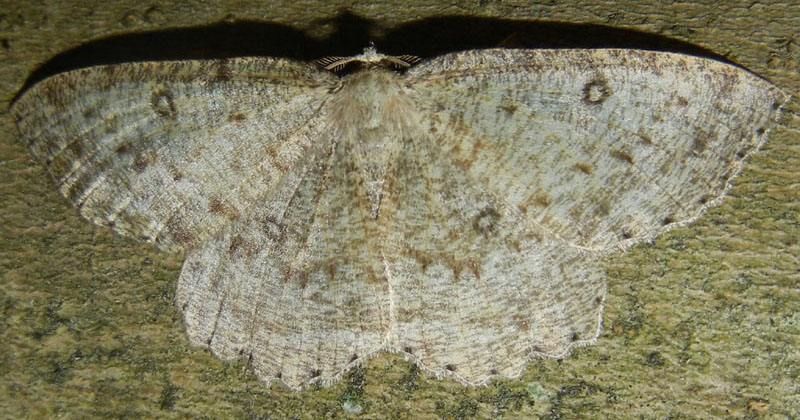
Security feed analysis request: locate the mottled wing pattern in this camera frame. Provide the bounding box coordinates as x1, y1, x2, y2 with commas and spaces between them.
380, 125, 605, 383
13, 47, 789, 390
406, 49, 787, 251
176, 129, 391, 390
12, 58, 337, 251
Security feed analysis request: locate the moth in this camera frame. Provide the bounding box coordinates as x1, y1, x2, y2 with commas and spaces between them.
12, 47, 788, 389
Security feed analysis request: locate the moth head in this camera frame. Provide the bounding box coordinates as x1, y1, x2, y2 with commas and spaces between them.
314, 44, 421, 73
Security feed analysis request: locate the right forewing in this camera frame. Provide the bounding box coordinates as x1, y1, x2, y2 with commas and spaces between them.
406, 49, 787, 252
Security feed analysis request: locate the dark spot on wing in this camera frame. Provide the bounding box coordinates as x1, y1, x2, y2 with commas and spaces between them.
473, 207, 501, 235
512, 313, 529, 332
449, 258, 463, 282
115, 141, 132, 155
168, 165, 183, 181
310, 369, 321, 378
229, 234, 245, 253
409, 248, 432, 273
403, 346, 413, 354
532, 194, 551, 208
100, 65, 116, 78
66, 138, 86, 159
151, 89, 177, 119
661, 216, 675, 226
228, 234, 256, 260
81, 107, 97, 119
500, 103, 518, 116
574, 162, 592, 175
609, 149, 634, 164
211, 59, 233, 83
582, 76, 611, 105
166, 218, 196, 246
228, 112, 246, 123
735, 145, 752, 159
103, 114, 121, 133
260, 216, 286, 243
693, 136, 709, 154
636, 128, 654, 145
132, 152, 155, 172
594, 199, 611, 217
691, 128, 711, 155
46, 155, 72, 179
41, 83, 64, 107
468, 260, 481, 280
208, 197, 240, 220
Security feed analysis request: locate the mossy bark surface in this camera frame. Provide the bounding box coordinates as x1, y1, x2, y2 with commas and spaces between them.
1, 1, 798, 418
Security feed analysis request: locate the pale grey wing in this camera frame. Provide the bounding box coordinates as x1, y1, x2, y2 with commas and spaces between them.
176, 130, 391, 390
380, 122, 605, 384
12, 58, 337, 251
406, 49, 788, 251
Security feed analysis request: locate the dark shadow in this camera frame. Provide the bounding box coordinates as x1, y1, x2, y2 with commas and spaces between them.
15, 11, 732, 99
19, 21, 327, 91
379, 16, 722, 60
